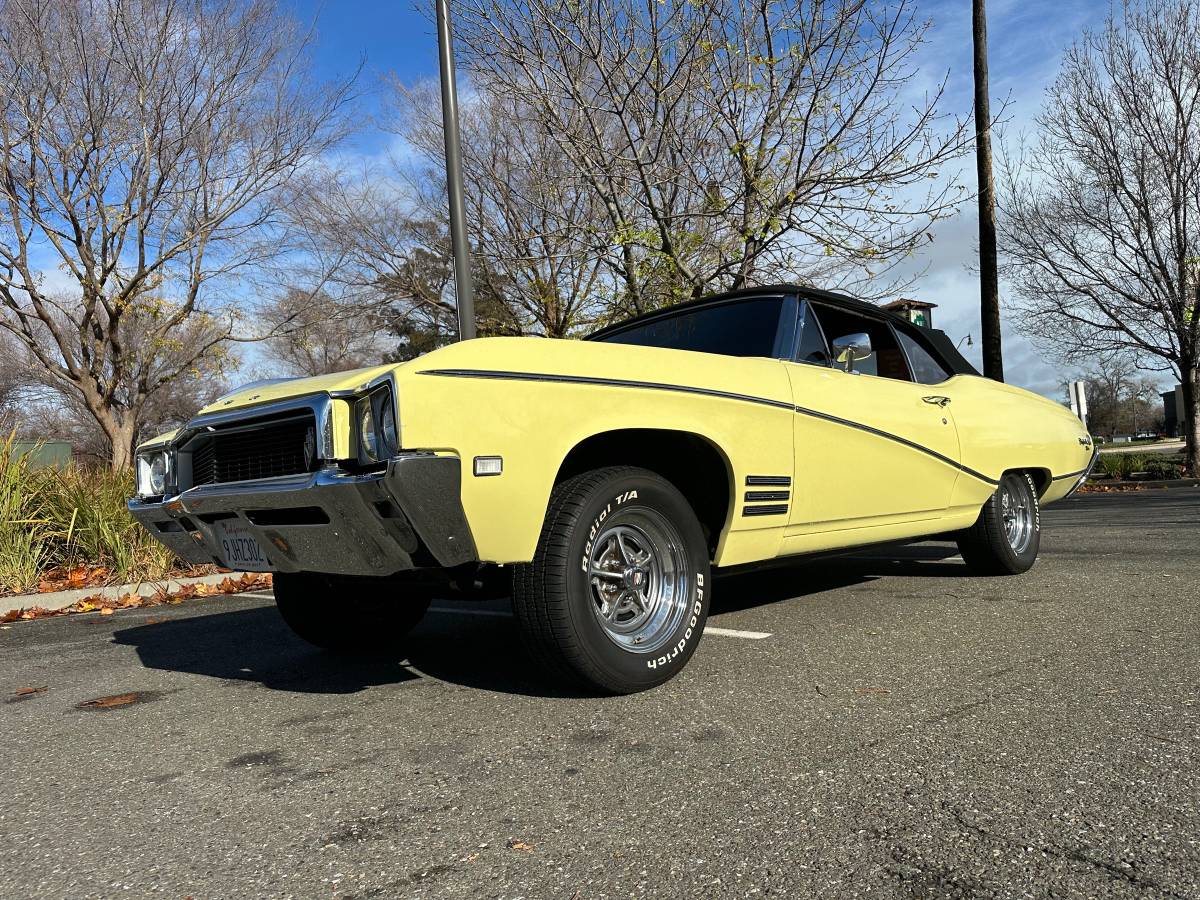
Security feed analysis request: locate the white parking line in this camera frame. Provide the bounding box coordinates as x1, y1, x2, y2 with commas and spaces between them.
704, 626, 773, 640
428, 606, 772, 639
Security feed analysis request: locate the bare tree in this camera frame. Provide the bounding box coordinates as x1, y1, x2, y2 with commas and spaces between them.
453, 0, 969, 313
1000, 0, 1200, 474
0, 325, 232, 460
280, 166, 523, 355
392, 81, 610, 336
0, 330, 27, 433
0, 0, 354, 468
263, 287, 389, 377
1070, 352, 1165, 440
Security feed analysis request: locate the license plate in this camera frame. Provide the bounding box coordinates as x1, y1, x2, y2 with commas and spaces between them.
214, 519, 272, 572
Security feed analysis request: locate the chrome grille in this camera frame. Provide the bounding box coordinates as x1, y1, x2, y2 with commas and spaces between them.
189, 412, 316, 487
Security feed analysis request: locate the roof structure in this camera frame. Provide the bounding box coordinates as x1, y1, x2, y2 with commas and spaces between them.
585, 283, 979, 377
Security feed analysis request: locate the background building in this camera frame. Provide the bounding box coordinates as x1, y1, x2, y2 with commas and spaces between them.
1161, 386, 1184, 437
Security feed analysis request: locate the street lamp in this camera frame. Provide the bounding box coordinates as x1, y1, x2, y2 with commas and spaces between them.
436, 0, 476, 341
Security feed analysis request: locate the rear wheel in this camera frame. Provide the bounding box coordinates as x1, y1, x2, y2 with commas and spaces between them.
513, 467, 711, 694
957, 471, 1041, 575
273, 572, 431, 652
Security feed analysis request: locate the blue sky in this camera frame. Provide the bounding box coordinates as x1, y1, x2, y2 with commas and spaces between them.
283, 0, 1112, 397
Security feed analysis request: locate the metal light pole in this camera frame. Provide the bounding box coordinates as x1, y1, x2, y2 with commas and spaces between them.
973, 0, 1003, 381
436, 0, 475, 340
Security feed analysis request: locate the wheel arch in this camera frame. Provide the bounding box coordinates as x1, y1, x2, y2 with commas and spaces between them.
554, 428, 734, 557
1019, 467, 1052, 497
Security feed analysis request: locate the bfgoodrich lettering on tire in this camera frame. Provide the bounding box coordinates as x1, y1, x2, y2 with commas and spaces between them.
513, 466, 711, 694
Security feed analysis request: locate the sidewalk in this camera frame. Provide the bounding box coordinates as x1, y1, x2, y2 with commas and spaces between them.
0, 571, 257, 617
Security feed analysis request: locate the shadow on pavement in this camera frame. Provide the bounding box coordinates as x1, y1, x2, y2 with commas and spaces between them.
713, 541, 969, 614
112, 606, 423, 695
112, 542, 968, 697
112, 601, 591, 698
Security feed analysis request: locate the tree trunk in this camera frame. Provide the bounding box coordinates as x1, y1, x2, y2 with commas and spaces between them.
1182, 362, 1199, 477
86, 399, 139, 472
973, 0, 1004, 382
110, 420, 138, 472
101, 415, 137, 472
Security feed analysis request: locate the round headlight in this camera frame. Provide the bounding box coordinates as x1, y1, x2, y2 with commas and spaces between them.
149, 454, 167, 494
359, 401, 377, 460
378, 400, 398, 456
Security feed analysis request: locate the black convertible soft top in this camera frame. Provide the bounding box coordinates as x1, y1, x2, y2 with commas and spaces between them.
586, 284, 980, 377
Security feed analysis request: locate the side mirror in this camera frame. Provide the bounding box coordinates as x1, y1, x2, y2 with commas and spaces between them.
831, 332, 873, 373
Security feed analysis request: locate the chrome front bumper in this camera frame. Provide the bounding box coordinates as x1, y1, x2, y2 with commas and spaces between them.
128, 454, 477, 576
1062, 447, 1101, 500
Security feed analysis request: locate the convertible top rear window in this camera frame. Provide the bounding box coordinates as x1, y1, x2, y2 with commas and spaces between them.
595, 298, 784, 358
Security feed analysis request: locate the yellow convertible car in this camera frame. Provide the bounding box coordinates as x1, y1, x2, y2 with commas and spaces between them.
129, 286, 1096, 693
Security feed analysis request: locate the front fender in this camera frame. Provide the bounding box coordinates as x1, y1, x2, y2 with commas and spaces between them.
395, 338, 795, 565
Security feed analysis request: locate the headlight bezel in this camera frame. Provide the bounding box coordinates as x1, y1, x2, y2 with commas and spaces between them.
135, 449, 172, 499
356, 382, 400, 464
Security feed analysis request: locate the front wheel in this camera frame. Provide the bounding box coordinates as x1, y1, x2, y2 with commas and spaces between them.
513, 467, 711, 694
273, 572, 431, 652
957, 471, 1041, 575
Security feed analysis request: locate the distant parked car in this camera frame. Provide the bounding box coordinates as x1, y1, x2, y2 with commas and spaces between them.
129, 286, 1097, 693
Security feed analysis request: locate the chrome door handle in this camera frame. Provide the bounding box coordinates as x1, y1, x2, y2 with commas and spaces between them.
922, 396, 951, 407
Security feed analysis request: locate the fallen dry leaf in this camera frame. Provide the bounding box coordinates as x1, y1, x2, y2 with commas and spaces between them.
506, 839, 535, 853
2, 573, 273, 622
13, 686, 47, 697
35, 565, 113, 594
76, 692, 141, 709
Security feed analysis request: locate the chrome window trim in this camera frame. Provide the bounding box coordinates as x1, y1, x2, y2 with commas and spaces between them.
893, 322, 953, 386
791, 299, 833, 368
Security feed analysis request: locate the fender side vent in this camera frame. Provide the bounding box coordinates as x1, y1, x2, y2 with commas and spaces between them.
742, 504, 789, 517
746, 475, 791, 487
745, 490, 790, 502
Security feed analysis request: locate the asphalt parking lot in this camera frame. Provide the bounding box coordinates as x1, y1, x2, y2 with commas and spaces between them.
1, 489, 1197, 899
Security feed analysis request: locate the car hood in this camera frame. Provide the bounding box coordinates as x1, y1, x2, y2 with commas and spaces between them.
196, 364, 399, 416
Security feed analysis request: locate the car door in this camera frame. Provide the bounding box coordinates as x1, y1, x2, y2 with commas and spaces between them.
782, 301, 963, 535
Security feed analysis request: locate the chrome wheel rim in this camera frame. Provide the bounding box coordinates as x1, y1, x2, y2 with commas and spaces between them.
1000, 477, 1035, 555
586, 509, 689, 654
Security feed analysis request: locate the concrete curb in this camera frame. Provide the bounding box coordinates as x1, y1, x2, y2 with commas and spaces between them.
0, 571, 253, 617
